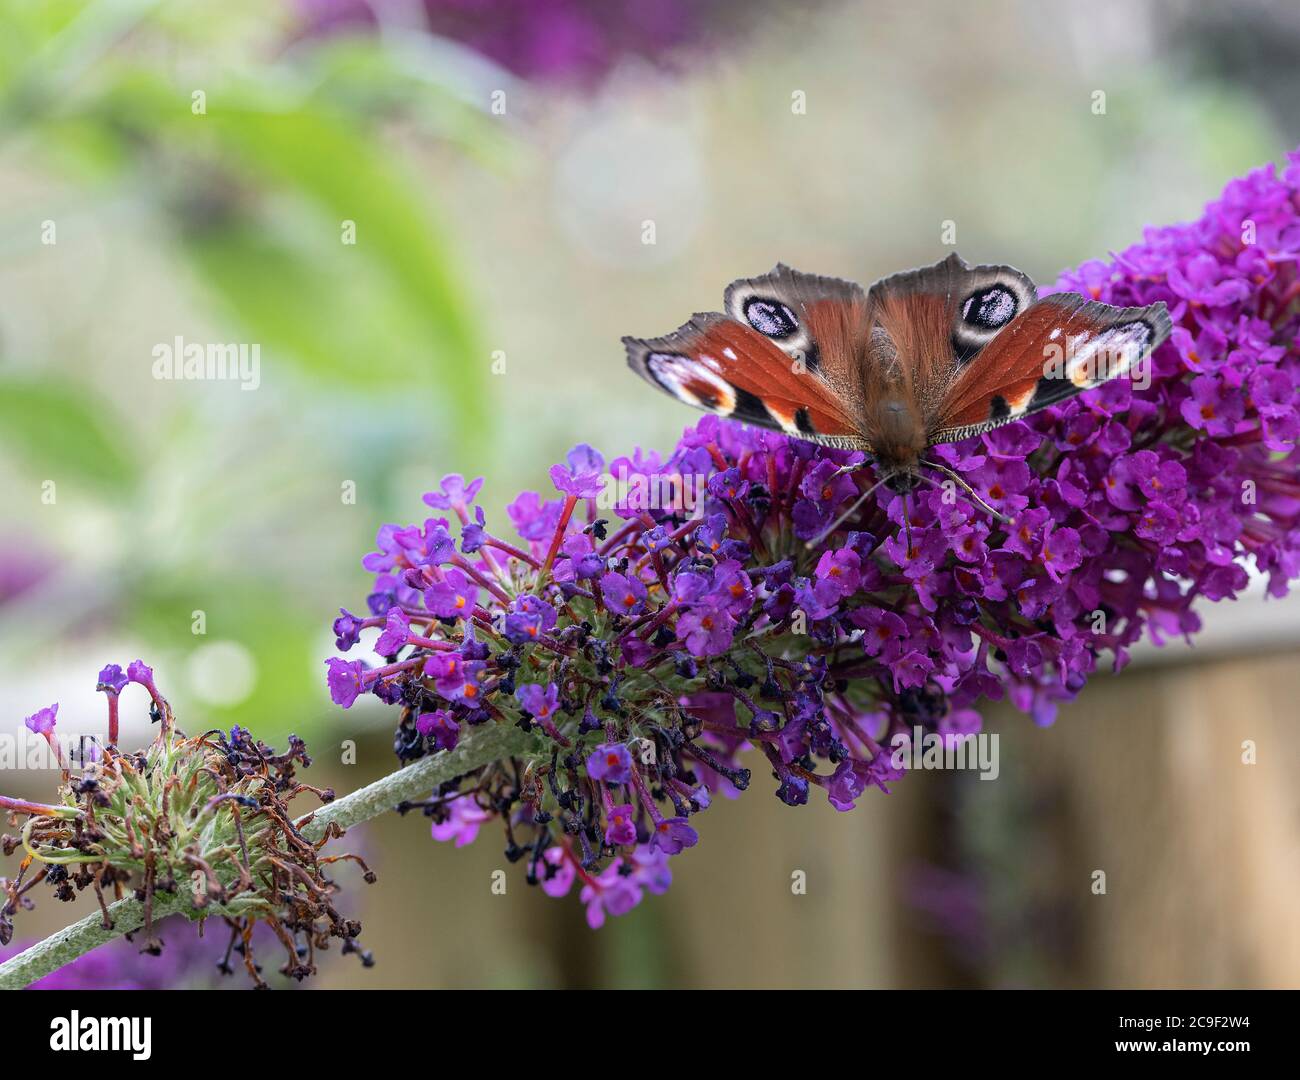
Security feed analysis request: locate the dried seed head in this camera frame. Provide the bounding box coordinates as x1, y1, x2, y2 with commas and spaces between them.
1, 666, 374, 986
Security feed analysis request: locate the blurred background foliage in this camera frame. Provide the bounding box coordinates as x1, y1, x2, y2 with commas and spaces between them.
1, 0, 1297, 988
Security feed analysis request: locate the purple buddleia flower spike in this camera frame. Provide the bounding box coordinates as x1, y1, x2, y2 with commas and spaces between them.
323, 148, 1300, 928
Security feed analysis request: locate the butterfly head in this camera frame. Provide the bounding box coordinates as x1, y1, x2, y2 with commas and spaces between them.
881, 467, 922, 495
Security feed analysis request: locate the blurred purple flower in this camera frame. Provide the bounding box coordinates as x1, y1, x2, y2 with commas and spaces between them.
0, 537, 52, 606
2, 916, 297, 990
294, 0, 792, 87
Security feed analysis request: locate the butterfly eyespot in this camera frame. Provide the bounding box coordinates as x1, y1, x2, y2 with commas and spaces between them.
744, 298, 799, 338
643, 351, 737, 415
961, 286, 1018, 330
1111, 320, 1153, 349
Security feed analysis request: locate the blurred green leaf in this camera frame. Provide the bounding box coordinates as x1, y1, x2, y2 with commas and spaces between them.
5, 37, 492, 438
195, 104, 486, 427
0, 0, 163, 117
76, 73, 491, 434
289, 35, 518, 174
182, 219, 465, 391
0, 376, 136, 491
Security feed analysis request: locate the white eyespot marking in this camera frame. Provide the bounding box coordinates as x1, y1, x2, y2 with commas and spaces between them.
951, 276, 1035, 354
645, 352, 737, 414
726, 284, 817, 360
744, 297, 799, 338
1108, 320, 1152, 356
722, 347, 738, 360
961, 286, 1017, 330
1064, 321, 1152, 387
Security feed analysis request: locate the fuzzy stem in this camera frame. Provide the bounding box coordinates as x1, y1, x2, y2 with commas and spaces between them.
0, 722, 543, 990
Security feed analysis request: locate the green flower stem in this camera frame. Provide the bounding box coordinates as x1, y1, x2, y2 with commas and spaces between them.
0, 722, 542, 990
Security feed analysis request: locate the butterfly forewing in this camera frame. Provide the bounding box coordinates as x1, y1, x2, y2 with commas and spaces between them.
623, 312, 867, 447
930, 292, 1173, 443
625, 263, 877, 448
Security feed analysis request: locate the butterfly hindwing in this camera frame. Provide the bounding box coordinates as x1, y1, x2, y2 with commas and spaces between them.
862, 252, 1038, 422
930, 292, 1172, 443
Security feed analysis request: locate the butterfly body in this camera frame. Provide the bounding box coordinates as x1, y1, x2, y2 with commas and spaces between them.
624, 253, 1172, 494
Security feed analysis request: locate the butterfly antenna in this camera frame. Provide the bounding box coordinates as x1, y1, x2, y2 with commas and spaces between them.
918, 460, 1010, 524
804, 473, 891, 550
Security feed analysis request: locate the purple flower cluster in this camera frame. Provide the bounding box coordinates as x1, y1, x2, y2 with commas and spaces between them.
327, 149, 1300, 928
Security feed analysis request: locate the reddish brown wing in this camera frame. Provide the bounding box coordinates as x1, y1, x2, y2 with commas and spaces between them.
623, 313, 865, 446
864, 252, 1039, 427
625, 264, 871, 448
722, 263, 868, 407
930, 292, 1172, 444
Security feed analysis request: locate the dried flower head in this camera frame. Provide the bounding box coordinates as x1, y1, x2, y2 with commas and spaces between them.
1, 667, 374, 987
